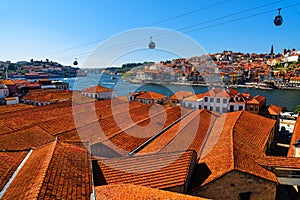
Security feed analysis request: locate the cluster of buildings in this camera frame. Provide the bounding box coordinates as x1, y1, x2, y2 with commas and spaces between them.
0, 79, 69, 105
0, 92, 299, 199
0, 59, 87, 79
125, 49, 300, 88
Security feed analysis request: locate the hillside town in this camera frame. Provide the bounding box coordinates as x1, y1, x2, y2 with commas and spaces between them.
123, 48, 300, 89
0, 59, 87, 79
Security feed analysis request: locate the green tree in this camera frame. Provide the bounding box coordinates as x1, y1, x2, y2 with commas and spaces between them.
295, 104, 300, 114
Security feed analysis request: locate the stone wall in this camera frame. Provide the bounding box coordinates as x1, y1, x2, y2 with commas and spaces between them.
191, 170, 277, 200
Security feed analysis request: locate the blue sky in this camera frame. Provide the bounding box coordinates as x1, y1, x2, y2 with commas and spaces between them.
0, 0, 300, 67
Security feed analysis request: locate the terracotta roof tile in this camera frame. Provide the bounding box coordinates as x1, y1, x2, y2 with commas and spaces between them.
2, 140, 92, 200
288, 117, 300, 157
135, 91, 166, 100
198, 111, 277, 187
203, 88, 230, 98
0, 104, 33, 115
247, 95, 266, 104
23, 89, 72, 102
0, 126, 55, 150
256, 156, 300, 169
0, 150, 29, 191
1, 141, 57, 199
268, 104, 281, 115
81, 85, 112, 93
93, 106, 188, 157
95, 151, 196, 190
138, 110, 218, 157
170, 91, 194, 100
95, 184, 208, 200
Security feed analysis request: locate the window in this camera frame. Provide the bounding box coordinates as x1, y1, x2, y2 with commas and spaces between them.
230, 105, 234, 112
239, 192, 252, 200
210, 106, 213, 111
216, 107, 220, 112
210, 98, 214, 103
216, 98, 220, 103
204, 105, 207, 109
223, 99, 227, 104
239, 105, 243, 111
222, 107, 227, 113
199, 105, 202, 109
204, 97, 208, 102
250, 104, 254, 111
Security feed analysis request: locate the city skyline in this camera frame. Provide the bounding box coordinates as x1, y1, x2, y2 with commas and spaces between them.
1, 0, 300, 67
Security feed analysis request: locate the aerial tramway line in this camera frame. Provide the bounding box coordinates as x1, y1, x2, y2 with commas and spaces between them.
42, 1, 297, 66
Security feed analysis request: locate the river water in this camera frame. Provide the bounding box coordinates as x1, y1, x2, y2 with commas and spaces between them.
61, 73, 300, 111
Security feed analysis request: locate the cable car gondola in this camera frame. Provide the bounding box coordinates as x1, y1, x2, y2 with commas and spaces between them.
148, 36, 155, 49
274, 8, 283, 26
73, 58, 78, 65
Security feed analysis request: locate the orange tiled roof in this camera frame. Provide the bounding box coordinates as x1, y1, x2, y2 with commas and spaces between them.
1, 80, 15, 85
81, 84, 112, 93
256, 156, 300, 169
23, 89, 72, 102
0, 126, 55, 150
183, 93, 204, 101
0, 150, 29, 191
203, 88, 230, 98
95, 151, 196, 190
198, 111, 277, 187
0, 104, 33, 115
267, 104, 282, 115
95, 184, 208, 200
1, 140, 92, 200
288, 117, 300, 157
247, 95, 266, 104
92, 106, 189, 157
138, 110, 218, 157
135, 91, 166, 100
170, 91, 194, 100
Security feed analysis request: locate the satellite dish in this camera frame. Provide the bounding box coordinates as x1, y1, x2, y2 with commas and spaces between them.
274, 8, 283, 26
149, 36, 155, 49
73, 58, 78, 65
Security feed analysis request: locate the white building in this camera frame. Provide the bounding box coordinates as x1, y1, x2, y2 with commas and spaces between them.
201, 88, 230, 113
182, 88, 248, 114
0, 83, 9, 99
4, 97, 19, 105
181, 94, 203, 110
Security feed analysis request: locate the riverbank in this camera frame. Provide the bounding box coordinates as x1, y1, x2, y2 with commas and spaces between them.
123, 78, 300, 90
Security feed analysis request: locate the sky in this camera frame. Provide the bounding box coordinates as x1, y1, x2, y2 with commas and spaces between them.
0, 0, 300, 67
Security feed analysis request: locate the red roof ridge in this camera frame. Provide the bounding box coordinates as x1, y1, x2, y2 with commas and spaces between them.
1, 140, 57, 199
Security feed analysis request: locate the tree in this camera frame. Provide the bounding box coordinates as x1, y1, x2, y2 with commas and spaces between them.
295, 104, 300, 114
30, 58, 34, 63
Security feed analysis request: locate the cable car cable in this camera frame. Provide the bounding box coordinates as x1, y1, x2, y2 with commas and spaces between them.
56, 1, 300, 63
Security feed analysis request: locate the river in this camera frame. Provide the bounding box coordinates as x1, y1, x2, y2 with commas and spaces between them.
60, 73, 300, 111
